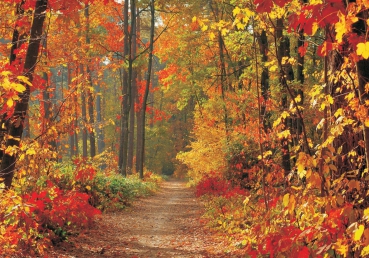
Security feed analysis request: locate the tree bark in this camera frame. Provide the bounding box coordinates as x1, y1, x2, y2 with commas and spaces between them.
354, 10, 369, 170
96, 82, 104, 154
259, 30, 270, 131
68, 64, 75, 158
0, 0, 48, 188
137, 0, 155, 179
127, 6, 137, 174
276, 18, 293, 175
118, 0, 130, 176
81, 64, 88, 158
85, 4, 96, 158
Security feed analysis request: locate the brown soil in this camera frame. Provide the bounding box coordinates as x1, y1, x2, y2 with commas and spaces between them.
50, 179, 241, 257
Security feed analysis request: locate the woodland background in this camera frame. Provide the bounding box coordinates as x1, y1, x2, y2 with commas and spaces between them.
1, 0, 369, 257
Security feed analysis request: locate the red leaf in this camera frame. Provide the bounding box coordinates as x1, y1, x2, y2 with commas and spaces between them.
298, 42, 309, 57
297, 246, 310, 258
274, 0, 287, 7
317, 41, 333, 57
254, 0, 273, 13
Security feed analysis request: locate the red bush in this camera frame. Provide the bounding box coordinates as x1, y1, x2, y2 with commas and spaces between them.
196, 174, 247, 198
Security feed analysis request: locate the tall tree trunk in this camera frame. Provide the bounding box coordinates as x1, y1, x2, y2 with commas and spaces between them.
119, 0, 135, 175
295, 28, 305, 147
96, 82, 104, 154
81, 65, 88, 158
276, 18, 293, 175
0, 0, 48, 188
87, 68, 96, 157
135, 73, 143, 173
135, 12, 141, 173
127, 7, 137, 174
118, 0, 130, 176
137, 0, 155, 179
259, 30, 270, 131
354, 10, 369, 170
68, 64, 75, 158
85, 4, 96, 158
74, 63, 80, 157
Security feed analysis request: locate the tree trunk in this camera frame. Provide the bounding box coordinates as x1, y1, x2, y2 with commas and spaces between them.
74, 63, 80, 157
84, 4, 96, 158
295, 24, 305, 149
96, 82, 104, 154
80, 64, 88, 158
276, 18, 293, 175
137, 0, 155, 179
119, 0, 135, 176
0, 0, 48, 188
354, 10, 369, 170
259, 30, 270, 131
127, 5, 137, 174
135, 9, 141, 173
67, 64, 75, 158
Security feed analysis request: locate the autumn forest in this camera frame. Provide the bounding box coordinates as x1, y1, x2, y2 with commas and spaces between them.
1, 0, 369, 257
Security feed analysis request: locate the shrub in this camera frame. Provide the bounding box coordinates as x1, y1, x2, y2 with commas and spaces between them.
196, 174, 247, 198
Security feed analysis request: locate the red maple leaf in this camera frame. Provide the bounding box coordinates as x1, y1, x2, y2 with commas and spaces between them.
254, 0, 273, 13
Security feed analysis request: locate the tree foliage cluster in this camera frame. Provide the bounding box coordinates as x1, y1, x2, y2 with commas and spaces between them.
155, 0, 369, 256
0, 0, 166, 255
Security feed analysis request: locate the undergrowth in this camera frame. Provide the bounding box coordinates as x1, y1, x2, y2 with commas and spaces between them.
0, 150, 162, 256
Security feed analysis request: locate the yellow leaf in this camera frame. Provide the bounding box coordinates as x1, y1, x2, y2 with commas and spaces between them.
26, 148, 36, 155
327, 95, 334, 104
361, 245, 369, 257
364, 207, 369, 217
236, 22, 245, 30
233, 6, 241, 16
270, 65, 278, 72
357, 42, 369, 59
201, 25, 208, 32
263, 150, 272, 158
354, 224, 365, 241
283, 193, 290, 207
334, 241, 348, 256
17, 76, 32, 86
6, 98, 13, 107
192, 16, 197, 22
86, 185, 91, 191
311, 22, 319, 35
221, 28, 228, 36
209, 32, 216, 40
294, 94, 301, 103
334, 108, 343, 118
13, 83, 26, 93
1, 71, 11, 76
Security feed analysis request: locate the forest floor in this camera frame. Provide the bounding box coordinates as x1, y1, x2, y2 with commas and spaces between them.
51, 179, 243, 257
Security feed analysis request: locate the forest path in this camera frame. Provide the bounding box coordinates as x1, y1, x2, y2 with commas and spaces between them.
53, 179, 238, 257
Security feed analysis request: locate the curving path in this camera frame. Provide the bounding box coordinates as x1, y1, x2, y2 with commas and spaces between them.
52, 179, 239, 257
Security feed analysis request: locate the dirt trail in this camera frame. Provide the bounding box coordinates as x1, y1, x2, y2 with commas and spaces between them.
53, 179, 238, 257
